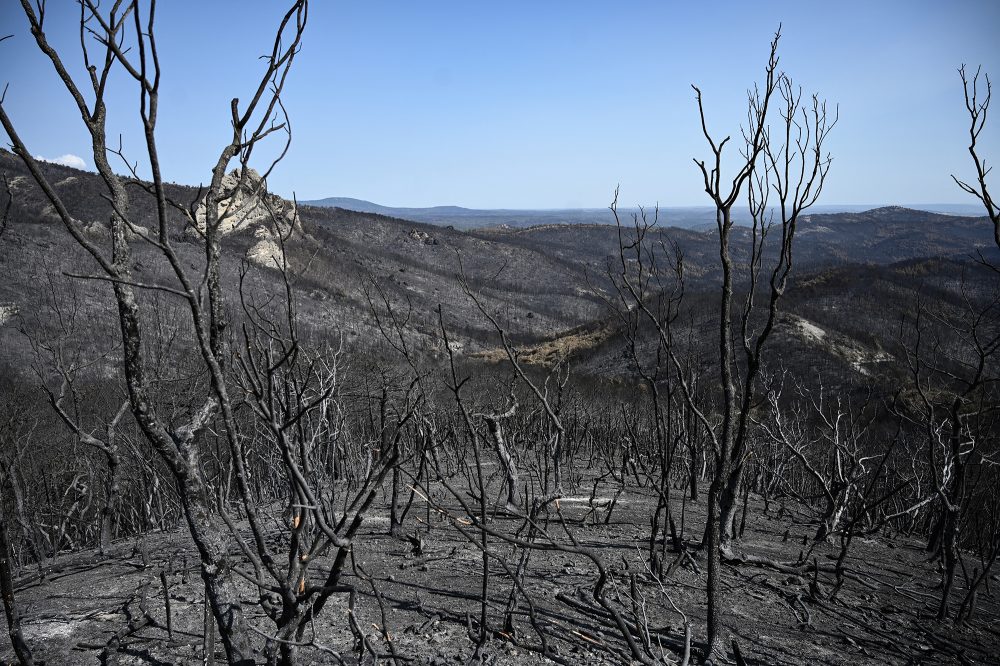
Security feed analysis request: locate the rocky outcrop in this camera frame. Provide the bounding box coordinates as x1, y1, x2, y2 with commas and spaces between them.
408, 228, 438, 245
0, 303, 17, 326
192, 167, 301, 267
245, 227, 284, 268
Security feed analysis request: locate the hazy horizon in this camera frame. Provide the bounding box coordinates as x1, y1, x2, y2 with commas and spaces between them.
302, 195, 989, 215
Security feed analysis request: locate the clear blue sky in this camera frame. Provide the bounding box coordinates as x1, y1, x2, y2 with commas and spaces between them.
1, 1, 998, 208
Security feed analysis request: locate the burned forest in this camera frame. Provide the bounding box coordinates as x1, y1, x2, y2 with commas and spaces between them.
0, 2, 998, 665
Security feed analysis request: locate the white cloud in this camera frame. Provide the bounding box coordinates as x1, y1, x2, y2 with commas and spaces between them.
35, 153, 88, 170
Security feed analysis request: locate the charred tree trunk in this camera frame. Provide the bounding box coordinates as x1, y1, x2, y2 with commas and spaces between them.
98, 446, 121, 555
938, 402, 967, 621
486, 415, 520, 512
0, 512, 33, 666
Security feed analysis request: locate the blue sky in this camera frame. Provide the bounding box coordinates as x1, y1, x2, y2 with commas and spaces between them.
1, 1, 999, 208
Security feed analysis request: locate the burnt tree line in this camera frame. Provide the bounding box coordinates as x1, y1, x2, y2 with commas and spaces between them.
0, 5, 997, 665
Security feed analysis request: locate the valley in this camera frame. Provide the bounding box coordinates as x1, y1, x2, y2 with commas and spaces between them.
1, 5, 998, 664
1, 148, 998, 665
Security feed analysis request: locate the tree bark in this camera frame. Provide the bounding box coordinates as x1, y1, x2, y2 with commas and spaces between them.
486, 416, 520, 511
0, 513, 33, 666
98, 448, 120, 555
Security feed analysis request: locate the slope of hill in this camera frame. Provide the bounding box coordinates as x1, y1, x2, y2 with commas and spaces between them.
3, 149, 996, 386
477, 206, 997, 270
2, 152, 998, 666
0, 151, 611, 378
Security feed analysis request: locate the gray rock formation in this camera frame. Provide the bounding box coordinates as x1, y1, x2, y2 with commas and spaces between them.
192, 167, 301, 267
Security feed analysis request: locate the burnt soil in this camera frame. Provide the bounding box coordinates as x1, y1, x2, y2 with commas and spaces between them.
4, 477, 998, 665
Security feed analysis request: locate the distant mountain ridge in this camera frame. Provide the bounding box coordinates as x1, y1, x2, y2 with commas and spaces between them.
301, 196, 617, 230
303, 197, 478, 217
302, 196, 988, 231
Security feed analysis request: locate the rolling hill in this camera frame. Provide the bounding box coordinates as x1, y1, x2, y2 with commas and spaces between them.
2, 149, 996, 393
